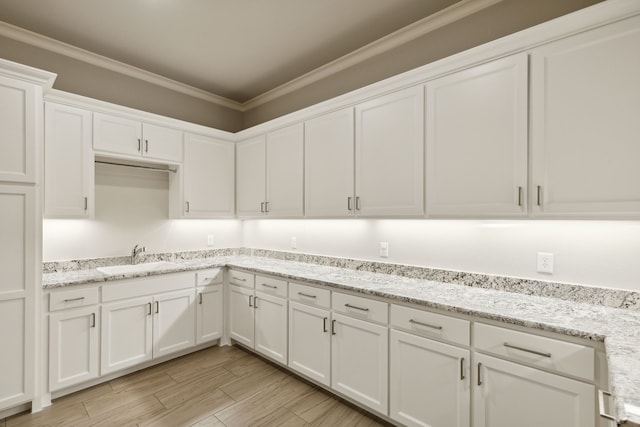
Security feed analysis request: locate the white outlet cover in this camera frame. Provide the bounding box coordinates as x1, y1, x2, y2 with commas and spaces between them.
379, 242, 389, 258
291, 236, 297, 249
537, 252, 554, 274
207, 235, 214, 246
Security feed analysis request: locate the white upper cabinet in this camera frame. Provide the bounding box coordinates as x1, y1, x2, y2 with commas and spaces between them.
0, 76, 37, 183
180, 133, 235, 218
44, 102, 94, 218
530, 15, 640, 217
236, 123, 304, 218
305, 108, 355, 217
425, 53, 528, 217
355, 86, 424, 216
266, 123, 304, 217
236, 135, 266, 217
93, 112, 183, 163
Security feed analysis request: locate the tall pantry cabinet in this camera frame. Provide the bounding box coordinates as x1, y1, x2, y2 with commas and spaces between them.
0, 59, 55, 414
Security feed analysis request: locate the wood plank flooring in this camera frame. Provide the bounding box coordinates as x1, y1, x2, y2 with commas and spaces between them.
3, 345, 392, 427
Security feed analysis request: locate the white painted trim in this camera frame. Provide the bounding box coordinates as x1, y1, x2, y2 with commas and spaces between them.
0, 57, 56, 90
0, 21, 243, 111
242, 0, 504, 110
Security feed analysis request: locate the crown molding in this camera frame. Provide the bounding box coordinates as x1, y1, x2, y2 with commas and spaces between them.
0, 57, 57, 90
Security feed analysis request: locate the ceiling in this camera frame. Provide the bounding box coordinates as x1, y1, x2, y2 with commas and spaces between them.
0, 0, 460, 104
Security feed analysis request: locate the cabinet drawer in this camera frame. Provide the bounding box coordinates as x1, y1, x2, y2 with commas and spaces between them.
289, 282, 330, 309
474, 323, 594, 381
332, 292, 388, 324
49, 287, 99, 311
228, 270, 254, 288
196, 268, 223, 286
255, 275, 287, 298
391, 304, 470, 346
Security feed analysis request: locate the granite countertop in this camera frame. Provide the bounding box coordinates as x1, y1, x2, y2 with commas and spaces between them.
43, 255, 640, 426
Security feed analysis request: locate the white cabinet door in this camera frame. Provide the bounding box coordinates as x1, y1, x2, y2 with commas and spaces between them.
355, 86, 424, 216
44, 102, 94, 218
266, 123, 304, 217
473, 353, 595, 427
0, 186, 35, 410
101, 296, 153, 375
93, 112, 142, 157
0, 76, 36, 183
390, 330, 470, 427
182, 133, 235, 218
236, 135, 266, 217
331, 313, 388, 414
49, 306, 99, 391
152, 289, 196, 358
254, 291, 288, 364
142, 123, 183, 162
229, 285, 255, 347
425, 54, 528, 217
531, 15, 640, 217
196, 285, 223, 344
288, 301, 331, 386
305, 108, 355, 217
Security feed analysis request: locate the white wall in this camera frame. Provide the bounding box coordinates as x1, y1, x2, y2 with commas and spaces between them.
243, 219, 640, 292
43, 163, 242, 261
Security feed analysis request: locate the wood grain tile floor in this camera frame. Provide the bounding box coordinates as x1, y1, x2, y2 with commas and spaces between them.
3, 345, 392, 427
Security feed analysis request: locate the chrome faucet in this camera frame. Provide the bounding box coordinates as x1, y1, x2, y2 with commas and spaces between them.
131, 244, 146, 265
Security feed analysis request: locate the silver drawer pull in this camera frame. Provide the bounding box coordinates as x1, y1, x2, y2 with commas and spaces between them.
345, 303, 369, 312
261, 283, 277, 289
504, 342, 551, 358
598, 390, 616, 421
64, 297, 85, 303
409, 319, 443, 330
298, 292, 317, 299
232, 276, 246, 282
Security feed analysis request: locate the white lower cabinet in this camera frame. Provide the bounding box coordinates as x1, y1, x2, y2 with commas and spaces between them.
49, 306, 99, 391
152, 289, 196, 358
196, 285, 223, 344
228, 284, 255, 347
331, 312, 388, 415
254, 290, 288, 364
390, 329, 470, 427
288, 301, 331, 386
473, 353, 595, 427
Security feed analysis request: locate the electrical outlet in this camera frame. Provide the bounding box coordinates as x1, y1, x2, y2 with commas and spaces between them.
537, 252, 554, 274
290, 236, 297, 249
207, 235, 214, 246
379, 242, 389, 258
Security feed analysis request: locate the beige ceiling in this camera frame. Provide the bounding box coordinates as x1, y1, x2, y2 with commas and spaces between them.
0, 0, 460, 103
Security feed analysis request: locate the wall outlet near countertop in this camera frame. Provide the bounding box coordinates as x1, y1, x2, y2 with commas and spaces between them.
537, 252, 554, 274
207, 234, 214, 246
379, 242, 389, 258
291, 236, 297, 249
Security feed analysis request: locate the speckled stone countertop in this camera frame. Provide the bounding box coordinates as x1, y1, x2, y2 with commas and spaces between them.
42, 255, 640, 426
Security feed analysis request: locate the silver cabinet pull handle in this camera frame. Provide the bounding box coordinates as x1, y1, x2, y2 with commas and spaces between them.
264, 201, 269, 213
260, 202, 265, 213
517, 186, 523, 207
537, 185, 542, 206
409, 319, 443, 330
84, 196, 88, 211
249, 295, 253, 307
64, 297, 85, 303
298, 292, 317, 299
261, 283, 277, 289
460, 357, 465, 380
155, 301, 159, 314
148, 302, 152, 316
90, 313, 96, 328
137, 138, 141, 152
477, 363, 482, 386
145, 139, 149, 153
504, 342, 551, 358
345, 303, 369, 312
355, 196, 361, 211
598, 390, 616, 421
347, 196, 353, 211
331, 319, 336, 335
185, 201, 190, 213
233, 276, 246, 282
323, 317, 328, 333
199, 293, 203, 304
254, 296, 259, 308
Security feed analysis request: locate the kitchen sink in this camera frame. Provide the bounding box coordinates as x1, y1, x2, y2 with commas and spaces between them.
97, 261, 180, 275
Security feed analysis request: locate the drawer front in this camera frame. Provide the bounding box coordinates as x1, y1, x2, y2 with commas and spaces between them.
289, 282, 331, 309
474, 323, 594, 381
332, 292, 388, 324
254, 275, 287, 298
196, 268, 223, 286
49, 287, 99, 311
391, 304, 470, 346
228, 270, 254, 288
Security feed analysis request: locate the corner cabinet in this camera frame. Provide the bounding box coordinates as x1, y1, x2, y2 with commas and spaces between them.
355, 86, 424, 217
530, 15, 640, 218
425, 53, 528, 217
44, 102, 94, 218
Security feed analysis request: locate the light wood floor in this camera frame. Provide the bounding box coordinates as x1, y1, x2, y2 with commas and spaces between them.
2, 345, 391, 427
